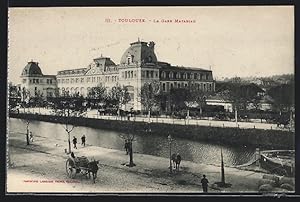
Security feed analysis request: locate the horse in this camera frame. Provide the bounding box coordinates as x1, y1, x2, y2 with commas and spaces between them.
171, 153, 182, 171
88, 160, 99, 183
171, 153, 177, 168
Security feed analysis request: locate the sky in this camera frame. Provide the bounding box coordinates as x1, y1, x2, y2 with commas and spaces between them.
8, 6, 294, 84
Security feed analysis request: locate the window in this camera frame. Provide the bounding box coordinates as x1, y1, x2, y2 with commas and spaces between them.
81, 78, 84, 83
183, 73, 187, 79
150, 71, 154, 78
161, 71, 166, 78
191, 73, 194, 79
194, 73, 197, 79
71, 78, 74, 83
131, 55, 134, 63
170, 83, 173, 89
166, 82, 170, 92
176, 72, 181, 79
127, 57, 130, 65
200, 74, 203, 80
87, 77, 90, 83
209, 83, 212, 91
122, 72, 125, 78
125, 71, 128, 79
206, 74, 209, 80
178, 83, 180, 88
203, 84, 206, 91
76, 78, 79, 83
162, 83, 166, 91
131, 71, 133, 78
169, 72, 174, 79
184, 83, 188, 88
141, 71, 145, 78
155, 72, 158, 78
62, 79, 65, 84
146, 70, 149, 78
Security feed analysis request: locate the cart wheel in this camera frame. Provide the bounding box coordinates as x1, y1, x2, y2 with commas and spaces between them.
66, 159, 76, 178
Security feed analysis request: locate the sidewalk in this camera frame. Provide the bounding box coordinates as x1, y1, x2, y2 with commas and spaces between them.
15, 107, 289, 131
7, 131, 270, 193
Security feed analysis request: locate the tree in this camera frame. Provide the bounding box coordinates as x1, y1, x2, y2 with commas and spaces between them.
107, 85, 131, 117
21, 87, 30, 107
188, 88, 210, 117
88, 84, 107, 108
119, 130, 136, 167
61, 102, 76, 154
33, 90, 44, 113
8, 83, 21, 109
140, 81, 161, 122
267, 82, 294, 113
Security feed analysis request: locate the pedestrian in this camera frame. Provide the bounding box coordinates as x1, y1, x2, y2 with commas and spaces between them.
124, 140, 129, 155
29, 132, 34, 142
201, 175, 209, 193
72, 136, 77, 149
81, 134, 86, 147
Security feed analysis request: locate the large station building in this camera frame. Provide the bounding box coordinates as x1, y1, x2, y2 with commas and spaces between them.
21, 40, 215, 111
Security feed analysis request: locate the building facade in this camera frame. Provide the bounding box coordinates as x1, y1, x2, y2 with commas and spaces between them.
20, 61, 57, 102
21, 40, 215, 110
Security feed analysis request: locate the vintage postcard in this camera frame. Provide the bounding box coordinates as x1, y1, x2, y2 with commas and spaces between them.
7, 6, 295, 194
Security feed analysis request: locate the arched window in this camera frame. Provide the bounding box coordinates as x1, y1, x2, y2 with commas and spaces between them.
169, 72, 174, 79
183, 73, 187, 79
161, 71, 166, 78
131, 71, 133, 78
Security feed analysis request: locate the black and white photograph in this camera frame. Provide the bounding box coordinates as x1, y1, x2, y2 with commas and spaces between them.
6, 6, 295, 194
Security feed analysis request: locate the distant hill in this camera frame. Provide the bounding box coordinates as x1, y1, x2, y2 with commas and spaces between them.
218, 74, 294, 89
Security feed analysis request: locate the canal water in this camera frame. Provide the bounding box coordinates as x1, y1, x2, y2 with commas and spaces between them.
8, 118, 256, 166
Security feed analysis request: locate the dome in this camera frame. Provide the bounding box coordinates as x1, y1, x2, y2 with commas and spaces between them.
21, 61, 43, 76
120, 41, 157, 65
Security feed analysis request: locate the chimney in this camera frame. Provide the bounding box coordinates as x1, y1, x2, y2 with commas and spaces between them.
148, 41, 155, 51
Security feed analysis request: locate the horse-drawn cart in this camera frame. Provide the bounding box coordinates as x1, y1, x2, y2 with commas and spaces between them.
66, 156, 98, 182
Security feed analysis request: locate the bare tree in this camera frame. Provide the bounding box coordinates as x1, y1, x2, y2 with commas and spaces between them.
119, 131, 136, 167
60, 102, 78, 154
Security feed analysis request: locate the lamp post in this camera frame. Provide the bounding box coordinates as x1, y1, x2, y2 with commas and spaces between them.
168, 134, 172, 174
